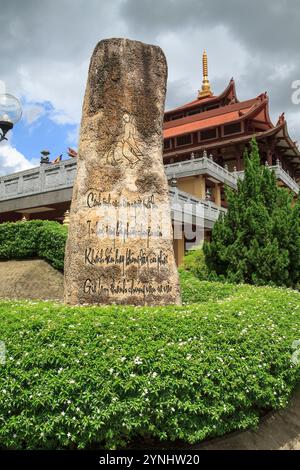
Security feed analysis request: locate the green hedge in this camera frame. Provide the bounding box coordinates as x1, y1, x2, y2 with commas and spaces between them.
180, 249, 210, 281
0, 220, 67, 271
180, 270, 239, 303
0, 275, 300, 449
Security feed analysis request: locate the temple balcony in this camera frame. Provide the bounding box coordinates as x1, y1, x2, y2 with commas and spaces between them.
1, 156, 296, 226
0, 159, 226, 228
235, 162, 299, 195
164, 155, 238, 189
169, 187, 227, 229
0, 159, 77, 203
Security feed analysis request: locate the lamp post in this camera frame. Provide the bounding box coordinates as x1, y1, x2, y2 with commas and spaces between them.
0, 93, 22, 142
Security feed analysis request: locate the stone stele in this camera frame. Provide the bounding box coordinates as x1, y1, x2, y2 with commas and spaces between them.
64, 38, 181, 306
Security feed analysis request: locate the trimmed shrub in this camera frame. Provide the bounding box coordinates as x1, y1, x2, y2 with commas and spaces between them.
180, 248, 209, 280
179, 270, 239, 303
0, 278, 300, 449
0, 220, 67, 271
204, 138, 300, 287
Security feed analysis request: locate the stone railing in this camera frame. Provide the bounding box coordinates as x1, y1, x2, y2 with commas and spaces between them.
169, 187, 227, 227
0, 159, 77, 201
0, 160, 227, 227
1, 157, 298, 204
236, 163, 299, 194
2, 156, 297, 226
271, 164, 299, 194
165, 156, 237, 189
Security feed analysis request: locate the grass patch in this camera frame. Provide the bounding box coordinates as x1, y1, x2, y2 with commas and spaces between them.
0, 275, 300, 449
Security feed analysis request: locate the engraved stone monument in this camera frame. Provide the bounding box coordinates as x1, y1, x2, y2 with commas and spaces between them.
64, 38, 181, 306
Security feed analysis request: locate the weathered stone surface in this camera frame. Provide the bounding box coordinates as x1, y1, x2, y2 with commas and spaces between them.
64, 38, 181, 306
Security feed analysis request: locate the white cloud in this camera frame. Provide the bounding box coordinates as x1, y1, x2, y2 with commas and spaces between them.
160, 25, 249, 110
1, 0, 300, 144
0, 80, 6, 94
18, 60, 89, 125
0, 141, 34, 175
66, 126, 79, 148
22, 103, 46, 125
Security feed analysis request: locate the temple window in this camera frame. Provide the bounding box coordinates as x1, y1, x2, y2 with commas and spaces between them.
187, 108, 202, 116
200, 128, 217, 141
175, 134, 192, 147
163, 139, 172, 150
223, 122, 242, 136
205, 104, 219, 111
170, 114, 184, 121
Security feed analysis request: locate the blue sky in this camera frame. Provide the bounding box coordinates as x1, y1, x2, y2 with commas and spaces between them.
12, 100, 79, 163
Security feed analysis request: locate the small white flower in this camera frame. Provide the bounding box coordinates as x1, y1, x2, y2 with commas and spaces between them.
61, 411, 65, 416
134, 356, 143, 365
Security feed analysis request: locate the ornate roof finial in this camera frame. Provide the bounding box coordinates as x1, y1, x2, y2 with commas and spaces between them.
198, 50, 213, 99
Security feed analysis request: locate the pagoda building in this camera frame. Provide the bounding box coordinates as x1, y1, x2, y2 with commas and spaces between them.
163, 51, 300, 210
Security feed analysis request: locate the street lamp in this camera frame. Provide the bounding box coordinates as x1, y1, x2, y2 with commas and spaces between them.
0, 93, 22, 142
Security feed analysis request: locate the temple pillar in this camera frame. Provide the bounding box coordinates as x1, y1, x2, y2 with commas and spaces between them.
194, 175, 206, 199
266, 137, 274, 165
267, 149, 272, 166
234, 145, 242, 171
212, 183, 221, 206
173, 237, 185, 266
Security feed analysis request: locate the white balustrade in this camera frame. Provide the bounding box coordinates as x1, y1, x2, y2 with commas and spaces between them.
236, 164, 299, 194
165, 156, 238, 188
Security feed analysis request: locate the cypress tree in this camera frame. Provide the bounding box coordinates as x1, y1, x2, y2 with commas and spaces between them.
204, 137, 300, 287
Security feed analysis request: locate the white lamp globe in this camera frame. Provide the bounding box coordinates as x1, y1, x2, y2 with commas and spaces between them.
0, 93, 22, 125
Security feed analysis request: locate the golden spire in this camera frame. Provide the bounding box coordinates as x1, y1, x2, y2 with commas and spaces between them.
198, 50, 213, 99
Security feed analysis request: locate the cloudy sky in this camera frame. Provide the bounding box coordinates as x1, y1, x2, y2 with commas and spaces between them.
0, 0, 300, 174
